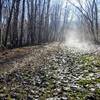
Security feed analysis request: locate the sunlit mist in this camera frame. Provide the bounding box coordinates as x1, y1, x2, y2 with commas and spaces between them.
64, 29, 96, 52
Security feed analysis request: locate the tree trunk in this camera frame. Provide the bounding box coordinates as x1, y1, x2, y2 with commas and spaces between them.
95, 1, 99, 42
0, 0, 2, 46
45, 0, 51, 42
30, 0, 33, 44
19, 0, 25, 46
4, 0, 16, 46
12, 0, 20, 47
38, 0, 45, 43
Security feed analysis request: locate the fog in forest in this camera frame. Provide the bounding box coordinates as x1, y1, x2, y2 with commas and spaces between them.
63, 0, 100, 51
64, 26, 95, 51
0, 0, 100, 48
0, 0, 100, 99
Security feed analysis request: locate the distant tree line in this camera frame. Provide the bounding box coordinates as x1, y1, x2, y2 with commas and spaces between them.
0, 0, 70, 48
1, 0, 99, 49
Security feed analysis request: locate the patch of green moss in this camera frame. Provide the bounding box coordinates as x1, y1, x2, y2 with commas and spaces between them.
67, 91, 88, 100
95, 78, 100, 83
94, 56, 100, 67
95, 88, 100, 95
80, 55, 100, 66
77, 78, 100, 87
81, 55, 94, 63
96, 70, 100, 73
40, 78, 55, 99
79, 55, 100, 76
77, 79, 93, 86
7, 95, 13, 100
40, 85, 54, 99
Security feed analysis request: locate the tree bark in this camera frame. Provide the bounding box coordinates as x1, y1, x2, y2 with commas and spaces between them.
19, 0, 25, 46
0, 0, 2, 46
4, 0, 16, 46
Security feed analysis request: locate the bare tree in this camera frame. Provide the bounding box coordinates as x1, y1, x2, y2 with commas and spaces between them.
44, 0, 51, 42
0, 0, 4, 46
0, 0, 2, 46
4, 0, 16, 46
19, 0, 25, 46
68, 0, 99, 44
38, 0, 46, 43
0, 0, 70, 48
12, 0, 21, 47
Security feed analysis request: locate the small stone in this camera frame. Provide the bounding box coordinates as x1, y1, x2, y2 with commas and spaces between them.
63, 87, 70, 91
53, 92, 58, 96
61, 96, 68, 100
3, 87, 6, 90
10, 93, 20, 99
70, 85, 79, 91
96, 83, 100, 88
56, 88, 61, 92
84, 70, 89, 73
86, 76, 91, 80
90, 88, 95, 92
35, 95, 39, 98
62, 80, 68, 84
91, 77, 95, 80
89, 73, 94, 77
95, 73, 100, 78
0, 93, 7, 97
62, 59, 66, 63
27, 95, 33, 100
30, 90, 34, 94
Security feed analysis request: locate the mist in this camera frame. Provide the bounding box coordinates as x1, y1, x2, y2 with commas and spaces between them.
64, 27, 96, 52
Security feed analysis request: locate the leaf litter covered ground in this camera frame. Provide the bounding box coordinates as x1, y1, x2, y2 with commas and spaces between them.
0, 43, 100, 100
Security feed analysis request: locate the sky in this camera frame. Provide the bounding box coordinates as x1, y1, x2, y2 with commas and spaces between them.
65, 0, 85, 4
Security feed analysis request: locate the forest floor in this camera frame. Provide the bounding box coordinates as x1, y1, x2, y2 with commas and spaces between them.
0, 42, 100, 100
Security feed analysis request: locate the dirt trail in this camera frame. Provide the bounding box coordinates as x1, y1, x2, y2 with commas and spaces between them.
0, 43, 60, 73
0, 43, 100, 100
